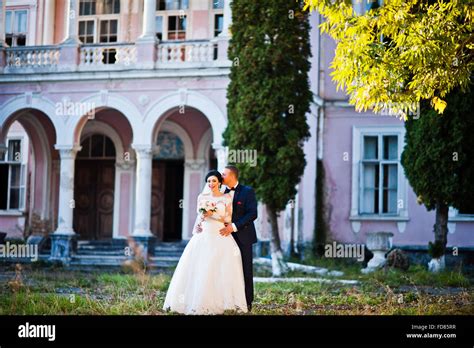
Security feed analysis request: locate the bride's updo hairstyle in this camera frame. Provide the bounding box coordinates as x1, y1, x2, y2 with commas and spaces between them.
205, 170, 223, 184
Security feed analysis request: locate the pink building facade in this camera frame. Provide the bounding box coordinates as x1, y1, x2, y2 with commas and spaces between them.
0, 0, 472, 262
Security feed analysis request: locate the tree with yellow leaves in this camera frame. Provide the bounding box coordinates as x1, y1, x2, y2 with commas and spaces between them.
304, 0, 473, 117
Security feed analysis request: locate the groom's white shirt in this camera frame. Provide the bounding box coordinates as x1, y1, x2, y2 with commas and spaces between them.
228, 181, 239, 232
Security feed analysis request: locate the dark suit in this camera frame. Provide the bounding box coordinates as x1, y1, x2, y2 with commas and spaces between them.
225, 184, 258, 309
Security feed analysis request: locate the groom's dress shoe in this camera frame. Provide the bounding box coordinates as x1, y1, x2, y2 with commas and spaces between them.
247, 304, 252, 312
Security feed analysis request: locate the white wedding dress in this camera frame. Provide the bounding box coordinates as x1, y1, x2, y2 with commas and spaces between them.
163, 193, 248, 315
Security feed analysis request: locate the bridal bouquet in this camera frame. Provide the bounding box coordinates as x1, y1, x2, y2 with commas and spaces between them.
199, 200, 217, 215
194, 200, 218, 234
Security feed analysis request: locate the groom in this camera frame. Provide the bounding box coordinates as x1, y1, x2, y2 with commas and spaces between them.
220, 165, 258, 312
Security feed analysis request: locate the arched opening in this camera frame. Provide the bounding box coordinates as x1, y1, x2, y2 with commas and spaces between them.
74, 133, 116, 240
0, 109, 57, 239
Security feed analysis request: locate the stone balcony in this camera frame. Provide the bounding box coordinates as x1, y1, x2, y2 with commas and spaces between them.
0, 38, 231, 77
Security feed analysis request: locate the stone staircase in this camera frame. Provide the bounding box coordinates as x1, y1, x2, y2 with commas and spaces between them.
37, 239, 186, 270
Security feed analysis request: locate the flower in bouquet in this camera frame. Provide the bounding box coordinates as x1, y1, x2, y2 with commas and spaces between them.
199, 200, 217, 215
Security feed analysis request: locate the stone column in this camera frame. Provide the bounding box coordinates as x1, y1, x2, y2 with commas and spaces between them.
141, 0, 157, 39
130, 145, 155, 258
220, 0, 232, 38
183, 159, 206, 240
63, 0, 80, 44
0, 0, 7, 72
0, 144, 7, 159
136, 0, 158, 69
59, 0, 80, 71
212, 0, 232, 63
50, 145, 81, 264
43, 0, 55, 45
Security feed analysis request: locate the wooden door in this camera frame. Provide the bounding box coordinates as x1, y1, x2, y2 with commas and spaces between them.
74, 160, 115, 240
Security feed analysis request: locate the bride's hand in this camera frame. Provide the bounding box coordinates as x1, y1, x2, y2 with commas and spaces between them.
202, 211, 213, 219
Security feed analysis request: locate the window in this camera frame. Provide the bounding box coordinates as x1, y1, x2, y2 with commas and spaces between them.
350, 126, 408, 226
77, 134, 116, 159
0, 139, 26, 211
155, 1, 188, 41
80, 0, 120, 15
99, 19, 118, 42
211, 1, 224, 58
366, 0, 382, 12
103, 0, 120, 14
80, 0, 96, 15
168, 15, 187, 40
212, 0, 224, 9
361, 135, 398, 214
214, 14, 223, 37
457, 202, 474, 216
156, 16, 164, 40
79, 20, 95, 43
5, 10, 28, 47
78, 0, 120, 45
157, 0, 189, 11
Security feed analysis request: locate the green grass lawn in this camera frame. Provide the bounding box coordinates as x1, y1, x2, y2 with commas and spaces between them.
0, 261, 472, 315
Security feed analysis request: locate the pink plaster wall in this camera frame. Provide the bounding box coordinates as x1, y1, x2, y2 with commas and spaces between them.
191, 11, 210, 39
188, 172, 202, 238
119, 173, 131, 237
53, 0, 66, 44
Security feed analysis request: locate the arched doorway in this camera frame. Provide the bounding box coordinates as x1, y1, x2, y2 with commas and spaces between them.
73, 134, 116, 240
151, 130, 184, 241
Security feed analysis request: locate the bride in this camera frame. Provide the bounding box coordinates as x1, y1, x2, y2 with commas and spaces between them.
162, 170, 248, 314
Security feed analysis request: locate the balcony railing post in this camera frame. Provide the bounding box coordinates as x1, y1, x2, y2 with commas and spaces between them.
57, 0, 81, 72
58, 43, 80, 72
136, 40, 157, 69
135, 0, 158, 69
0, 46, 5, 73
213, 0, 232, 64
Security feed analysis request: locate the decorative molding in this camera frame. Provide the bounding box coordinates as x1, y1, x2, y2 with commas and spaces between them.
100, 89, 109, 104
132, 144, 153, 159
351, 221, 361, 234
397, 221, 406, 233
185, 159, 206, 171
154, 131, 185, 159
178, 88, 188, 106
116, 160, 135, 170
139, 95, 150, 106
25, 92, 33, 106
54, 145, 82, 159
448, 222, 456, 234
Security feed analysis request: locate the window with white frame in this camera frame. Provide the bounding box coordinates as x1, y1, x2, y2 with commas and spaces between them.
456, 202, 474, 216
5, 9, 28, 47
78, 0, 120, 44
351, 126, 407, 219
0, 139, 26, 211
361, 135, 398, 214
78, 0, 120, 64
155, 0, 188, 41
157, 0, 189, 11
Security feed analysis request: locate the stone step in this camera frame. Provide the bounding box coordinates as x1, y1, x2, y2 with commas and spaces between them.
69, 255, 180, 268
76, 250, 185, 256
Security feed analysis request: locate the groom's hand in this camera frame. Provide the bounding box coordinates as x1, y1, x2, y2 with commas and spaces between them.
219, 224, 233, 237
